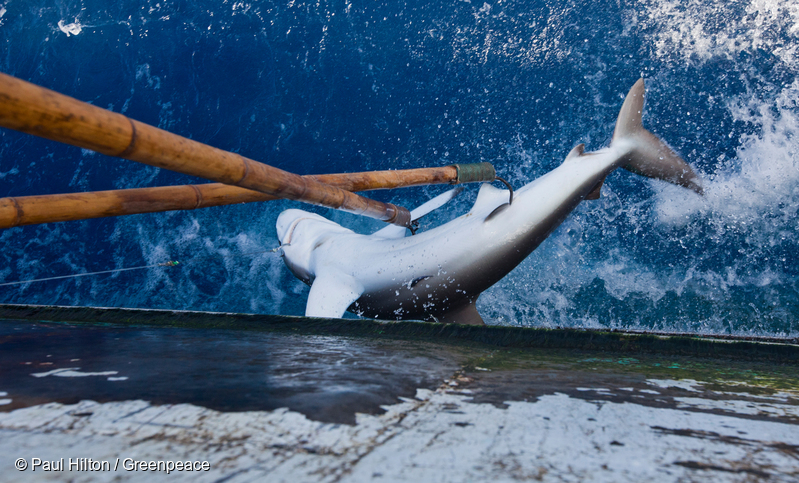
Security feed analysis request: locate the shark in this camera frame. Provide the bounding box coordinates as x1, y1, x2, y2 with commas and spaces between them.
276, 79, 703, 325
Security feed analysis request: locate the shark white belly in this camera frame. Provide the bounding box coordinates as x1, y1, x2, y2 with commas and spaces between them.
276, 79, 703, 325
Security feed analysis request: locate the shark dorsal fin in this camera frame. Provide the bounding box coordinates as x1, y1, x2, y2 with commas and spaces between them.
564, 143, 586, 163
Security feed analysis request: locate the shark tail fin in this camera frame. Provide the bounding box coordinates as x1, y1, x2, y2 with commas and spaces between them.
612, 79, 703, 195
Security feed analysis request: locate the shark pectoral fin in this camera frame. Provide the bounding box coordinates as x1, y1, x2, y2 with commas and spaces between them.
585, 176, 606, 200
409, 186, 464, 220
436, 300, 485, 326
372, 187, 464, 239
305, 271, 364, 318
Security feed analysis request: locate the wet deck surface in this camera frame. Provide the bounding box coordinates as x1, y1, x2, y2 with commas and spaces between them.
0, 320, 464, 424
1, 313, 799, 482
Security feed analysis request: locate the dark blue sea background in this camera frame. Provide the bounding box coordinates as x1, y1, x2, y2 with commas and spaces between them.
0, 0, 797, 336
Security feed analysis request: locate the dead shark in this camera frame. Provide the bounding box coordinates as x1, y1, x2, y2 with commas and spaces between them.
276, 79, 702, 325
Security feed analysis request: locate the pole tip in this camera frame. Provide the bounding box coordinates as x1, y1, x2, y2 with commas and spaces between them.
386, 204, 412, 227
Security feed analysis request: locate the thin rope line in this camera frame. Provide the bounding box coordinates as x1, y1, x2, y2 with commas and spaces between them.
0, 261, 180, 287
0, 246, 282, 289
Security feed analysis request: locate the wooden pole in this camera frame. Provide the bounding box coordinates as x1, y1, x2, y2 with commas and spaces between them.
0, 162, 497, 228
0, 72, 413, 226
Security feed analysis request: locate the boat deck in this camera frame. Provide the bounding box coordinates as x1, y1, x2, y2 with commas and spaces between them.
1, 304, 798, 482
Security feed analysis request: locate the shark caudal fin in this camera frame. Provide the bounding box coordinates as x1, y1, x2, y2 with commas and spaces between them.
612, 79, 703, 195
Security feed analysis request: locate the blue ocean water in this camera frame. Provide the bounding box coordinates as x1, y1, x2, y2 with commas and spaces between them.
0, 0, 796, 336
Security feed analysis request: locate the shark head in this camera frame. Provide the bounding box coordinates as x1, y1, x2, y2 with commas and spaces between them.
276, 209, 352, 284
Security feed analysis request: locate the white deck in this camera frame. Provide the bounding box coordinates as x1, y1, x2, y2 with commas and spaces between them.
2, 377, 798, 482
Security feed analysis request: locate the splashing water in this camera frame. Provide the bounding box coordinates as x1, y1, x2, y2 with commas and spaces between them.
0, 0, 797, 336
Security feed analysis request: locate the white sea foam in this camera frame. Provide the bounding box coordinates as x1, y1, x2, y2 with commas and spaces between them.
654, 81, 799, 229
595, 251, 667, 302
484, 79, 799, 332
479, 1, 799, 334
106, 199, 295, 315
637, 0, 799, 69
57, 19, 83, 37
31, 368, 119, 378
0, 167, 18, 179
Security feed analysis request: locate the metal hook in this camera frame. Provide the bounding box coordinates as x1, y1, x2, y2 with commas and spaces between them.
494, 176, 514, 205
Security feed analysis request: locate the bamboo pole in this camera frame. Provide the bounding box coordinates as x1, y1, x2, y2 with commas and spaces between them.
0, 162, 497, 228
0, 72, 414, 226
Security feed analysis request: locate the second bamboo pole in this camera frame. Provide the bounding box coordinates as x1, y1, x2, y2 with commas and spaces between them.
0, 163, 497, 228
